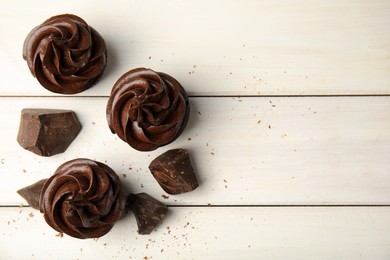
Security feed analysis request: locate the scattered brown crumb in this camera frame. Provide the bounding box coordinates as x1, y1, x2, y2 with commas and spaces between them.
1, 159, 4, 164
161, 249, 164, 253
207, 203, 212, 207
225, 185, 228, 189
257, 120, 261, 124
22, 169, 27, 173
149, 56, 151, 60
187, 137, 192, 141
197, 111, 202, 115
92, 122, 96, 125
223, 179, 228, 183
55, 232, 64, 238
162, 195, 169, 199
268, 125, 271, 129
122, 174, 127, 178
28, 212, 34, 218
140, 184, 144, 188
211, 152, 215, 155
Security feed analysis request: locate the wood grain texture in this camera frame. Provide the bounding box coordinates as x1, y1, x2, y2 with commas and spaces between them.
1, 0, 390, 96
2, 96, 389, 205
1, 207, 390, 259
1, 1, 390, 259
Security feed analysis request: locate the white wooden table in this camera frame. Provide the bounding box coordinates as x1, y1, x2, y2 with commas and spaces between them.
1, 1, 390, 259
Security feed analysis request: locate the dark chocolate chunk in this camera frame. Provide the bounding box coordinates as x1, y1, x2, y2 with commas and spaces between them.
17, 179, 48, 209
149, 149, 199, 195
127, 193, 168, 235
17, 109, 81, 156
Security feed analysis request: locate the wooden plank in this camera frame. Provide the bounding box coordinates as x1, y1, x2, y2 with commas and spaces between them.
1, 96, 389, 205
1, 206, 390, 259
1, 0, 390, 96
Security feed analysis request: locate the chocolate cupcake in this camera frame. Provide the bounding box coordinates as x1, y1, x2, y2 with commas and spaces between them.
23, 14, 107, 94
106, 68, 190, 151
40, 159, 125, 239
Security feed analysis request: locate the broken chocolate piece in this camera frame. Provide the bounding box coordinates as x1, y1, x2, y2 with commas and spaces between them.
149, 149, 199, 195
17, 179, 48, 210
127, 193, 168, 235
17, 109, 81, 156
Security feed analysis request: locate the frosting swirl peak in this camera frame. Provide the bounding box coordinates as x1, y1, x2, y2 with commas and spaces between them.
40, 159, 125, 239
106, 68, 190, 151
23, 14, 107, 94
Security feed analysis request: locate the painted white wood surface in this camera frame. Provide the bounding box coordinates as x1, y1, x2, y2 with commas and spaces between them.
1, 0, 390, 96
1, 1, 390, 259
1, 207, 390, 259
1, 96, 389, 206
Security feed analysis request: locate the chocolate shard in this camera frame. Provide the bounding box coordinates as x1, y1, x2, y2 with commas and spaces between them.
17, 109, 81, 156
17, 179, 48, 209
149, 149, 199, 195
127, 193, 168, 235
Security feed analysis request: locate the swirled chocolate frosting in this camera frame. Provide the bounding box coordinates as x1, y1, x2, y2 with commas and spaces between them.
40, 159, 125, 239
22, 14, 107, 94
106, 68, 190, 151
